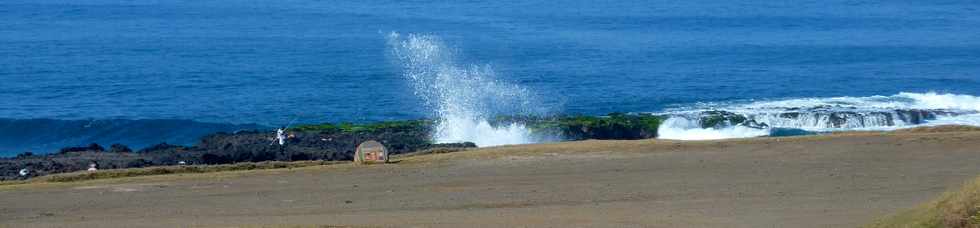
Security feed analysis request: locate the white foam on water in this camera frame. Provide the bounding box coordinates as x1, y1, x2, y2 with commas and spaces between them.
657, 117, 770, 140
387, 32, 538, 147
926, 113, 980, 127
900, 92, 980, 111
723, 92, 980, 113
434, 114, 534, 146
384, 34, 980, 144
656, 92, 980, 140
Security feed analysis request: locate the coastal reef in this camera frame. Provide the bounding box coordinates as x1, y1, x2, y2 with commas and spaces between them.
1, 114, 667, 180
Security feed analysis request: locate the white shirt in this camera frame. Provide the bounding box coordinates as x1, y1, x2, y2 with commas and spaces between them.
276, 129, 286, 145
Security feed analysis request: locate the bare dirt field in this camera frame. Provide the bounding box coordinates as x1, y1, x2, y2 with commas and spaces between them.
3, 130, 980, 227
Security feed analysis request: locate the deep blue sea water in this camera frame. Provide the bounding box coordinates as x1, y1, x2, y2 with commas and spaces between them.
2, 0, 980, 154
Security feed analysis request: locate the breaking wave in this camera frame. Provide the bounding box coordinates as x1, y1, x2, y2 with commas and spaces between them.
386, 32, 541, 147
658, 117, 770, 140
657, 92, 980, 140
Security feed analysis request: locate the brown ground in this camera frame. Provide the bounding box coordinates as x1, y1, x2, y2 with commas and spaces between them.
3, 130, 980, 227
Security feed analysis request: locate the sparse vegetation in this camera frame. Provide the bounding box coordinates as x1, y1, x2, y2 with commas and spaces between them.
2, 115, 670, 182
699, 110, 748, 128
37, 160, 345, 183
58, 143, 105, 154
291, 114, 666, 140
525, 113, 665, 140
109, 143, 133, 153
867, 176, 980, 228
290, 120, 433, 134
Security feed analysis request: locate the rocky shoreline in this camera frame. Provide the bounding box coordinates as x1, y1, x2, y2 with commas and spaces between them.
2, 109, 959, 181
1, 114, 666, 181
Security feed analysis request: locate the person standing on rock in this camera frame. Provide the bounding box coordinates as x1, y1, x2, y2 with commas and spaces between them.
276, 127, 287, 155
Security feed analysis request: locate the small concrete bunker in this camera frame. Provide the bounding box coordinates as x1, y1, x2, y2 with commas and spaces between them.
354, 140, 389, 164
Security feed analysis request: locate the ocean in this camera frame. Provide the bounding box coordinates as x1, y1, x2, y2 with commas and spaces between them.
2, 0, 979, 154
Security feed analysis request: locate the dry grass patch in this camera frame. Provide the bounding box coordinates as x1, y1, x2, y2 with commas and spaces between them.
395, 139, 717, 164
394, 133, 900, 164
825, 125, 980, 137
237, 225, 377, 228
392, 147, 473, 159
867, 176, 980, 228
895, 125, 980, 134
0, 179, 28, 186
0, 160, 346, 185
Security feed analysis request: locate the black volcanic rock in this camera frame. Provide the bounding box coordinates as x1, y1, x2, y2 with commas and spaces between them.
109, 144, 132, 153
1, 115, 674, 180
699, 111, 748, 128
